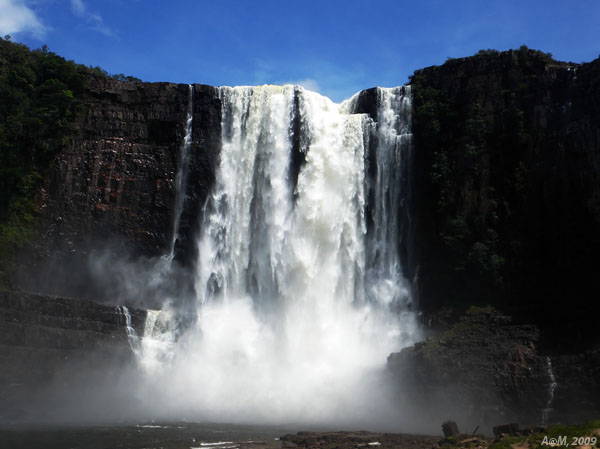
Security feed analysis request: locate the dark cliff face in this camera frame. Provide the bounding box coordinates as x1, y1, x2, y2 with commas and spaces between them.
0, 290, 144, 420
409, 49, 600, 352
389, 307, 600, 430
391, 50, 600, 424
388, 309, 548, 430
19, 79, 221, 305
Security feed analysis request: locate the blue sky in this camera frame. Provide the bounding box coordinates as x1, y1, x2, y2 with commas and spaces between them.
2, 0, 599, 102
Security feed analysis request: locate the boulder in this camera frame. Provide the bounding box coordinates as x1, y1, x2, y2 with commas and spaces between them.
442, 420, 460, 437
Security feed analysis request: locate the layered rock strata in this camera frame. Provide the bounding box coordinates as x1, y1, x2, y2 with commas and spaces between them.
0, 290, 145, 420
20, 79, 221, 301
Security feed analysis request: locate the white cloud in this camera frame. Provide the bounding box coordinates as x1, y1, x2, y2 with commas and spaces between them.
70, 0, 85, 15
70, 0, 113, 37
0, 0, 48, 39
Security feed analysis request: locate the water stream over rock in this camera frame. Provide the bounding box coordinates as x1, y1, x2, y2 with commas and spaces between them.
131, 85, 419, 425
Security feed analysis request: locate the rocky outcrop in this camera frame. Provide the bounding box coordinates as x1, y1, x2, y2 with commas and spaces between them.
0, 290, 145, 420
551, 349, 600, 423
18, 79, 221, 301
388, 308, 600, 431
280, 431, 440, 449
409, 48, 600, 351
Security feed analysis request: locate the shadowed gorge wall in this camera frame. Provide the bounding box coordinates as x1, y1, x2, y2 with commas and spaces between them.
409, 48, 600, 352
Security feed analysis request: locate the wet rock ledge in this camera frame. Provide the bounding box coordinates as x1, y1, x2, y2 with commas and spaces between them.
387, 307, 600, 429
0, 290, 144, 418
280, 431, 440, 449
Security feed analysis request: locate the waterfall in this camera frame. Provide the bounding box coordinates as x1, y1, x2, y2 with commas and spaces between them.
116, 306, 179, 373
149, 84, 421, 422
195, 86, 297, 305
542, 356, 558, 426
135, 309, 178, 375
116, 305, 139, 353
196, 86, 415, 310
168, 84, 194, 260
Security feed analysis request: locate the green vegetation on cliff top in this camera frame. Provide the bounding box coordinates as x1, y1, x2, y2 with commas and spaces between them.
0, 37, 139, 288
0, 37, 83, 287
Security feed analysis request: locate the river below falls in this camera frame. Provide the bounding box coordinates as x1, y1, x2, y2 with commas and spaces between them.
0, 421, 443, 449
0, 421, 301, 449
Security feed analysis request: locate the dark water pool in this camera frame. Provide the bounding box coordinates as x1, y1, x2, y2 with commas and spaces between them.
0, 421, 301, 449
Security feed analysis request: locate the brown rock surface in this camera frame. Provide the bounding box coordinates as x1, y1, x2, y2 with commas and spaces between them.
18, 79, 221, 301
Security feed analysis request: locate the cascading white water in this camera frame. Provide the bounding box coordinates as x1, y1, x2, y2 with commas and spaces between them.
168, 84, 194, 260
542, 356, 558, 426
362, 87, 413, 309
116, 305, 139, 352
135, 85, 419, 426
196, 86, 297, 305
136, 309, 178, 374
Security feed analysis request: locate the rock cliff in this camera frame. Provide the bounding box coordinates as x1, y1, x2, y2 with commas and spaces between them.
409, 48, 600, 352
389, 307, 600, 429
394, 48, 600, 428
0, 290, 145, 420
18, 79, 221, 304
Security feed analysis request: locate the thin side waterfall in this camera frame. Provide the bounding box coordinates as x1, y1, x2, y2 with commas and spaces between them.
119, 85, 194, 311
542, 356, 558, 426
116, 305, 139, 352
167, 84, 194, 260
134, 84, 420, 426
